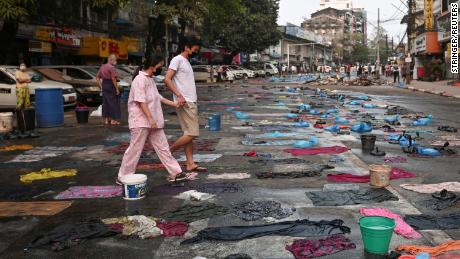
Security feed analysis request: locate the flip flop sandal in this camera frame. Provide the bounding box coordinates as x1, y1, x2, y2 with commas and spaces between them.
115, 177, 123, 185
187, 166, 207, 173
370, 147, 386, 156
168, 172, 188, 182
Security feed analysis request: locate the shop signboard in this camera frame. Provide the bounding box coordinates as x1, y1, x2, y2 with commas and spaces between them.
99, 38, 128, 59
28, 40, 52, 53
424, 0, 434, 30
34, 26, 80, 47
415, 33, 426, 53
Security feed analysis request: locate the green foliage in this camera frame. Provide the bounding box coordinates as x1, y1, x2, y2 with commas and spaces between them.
90, 0, 130, 8
350, 43, 369, 63
153, 0, 209, 25
0, 0, 35, 20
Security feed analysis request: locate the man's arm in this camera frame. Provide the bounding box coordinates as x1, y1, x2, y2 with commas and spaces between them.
164, 68, 185, 105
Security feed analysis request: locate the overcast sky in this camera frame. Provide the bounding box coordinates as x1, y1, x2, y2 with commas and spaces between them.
278, 0, 408, 44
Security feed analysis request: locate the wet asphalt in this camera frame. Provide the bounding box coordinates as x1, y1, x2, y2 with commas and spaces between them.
0, 79, 459, 259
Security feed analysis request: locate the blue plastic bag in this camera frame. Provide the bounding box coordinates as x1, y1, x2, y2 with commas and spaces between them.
358, 95, 369, 100
285, 113, 298, 118
225, 107, 236, 112
309, 109, 320, 115
298, 103, 311, 111
413, 115, 433, 126
416, 146, 441, 156
324, 125, 340, 132
276, 102, 286, 106
335, 115, 349, 124
293, 136, 318, 148
268, 131, 283, 137
295, 121, 310, 127
326, 109, 338, 114
384, 115, 399, 123
320, 114, 332, 119
348, 100, 363, 105
351, 123, 372, 133
234, 112, 250, 120
362, 103, 377, 108
287, 88, 296, 93
399, 136, 417, 147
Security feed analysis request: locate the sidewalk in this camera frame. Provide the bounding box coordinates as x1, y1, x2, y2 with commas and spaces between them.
405, 80, 460, 99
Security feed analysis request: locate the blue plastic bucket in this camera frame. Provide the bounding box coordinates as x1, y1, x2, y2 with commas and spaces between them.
35, 88, 64, 128
121, 174, 147, 200
208, 113, 221, 131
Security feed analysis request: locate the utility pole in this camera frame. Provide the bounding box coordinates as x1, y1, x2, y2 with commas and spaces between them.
386, 34, 389, 62
391, 37, 394, 55
407, 0, 413, 55
377, 8, 380, 76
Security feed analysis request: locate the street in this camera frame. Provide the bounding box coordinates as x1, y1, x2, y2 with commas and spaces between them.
0, 80, 459, 258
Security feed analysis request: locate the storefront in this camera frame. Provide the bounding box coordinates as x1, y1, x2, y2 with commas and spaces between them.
413, 32, 443, 80
78, 37, 128, 64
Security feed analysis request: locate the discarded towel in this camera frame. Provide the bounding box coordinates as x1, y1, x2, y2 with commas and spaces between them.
8, 146, 85, 163
418, 189, 460, 210
192, 182, 243, 194
0, 144, 34, 151
174, 190, 215, 201
286, 234, 356, 259
102, 215, 162, 239
181, 219, 351, 245
359, 208, 422, 239
224, 254, 252, 259
306, 188, 398, 206
242, 139, 297, 146
156, 220, 189, 237
20, 168, 77, 183
326, 167, 416, 183
384, 156, 408, 163
397, 240, 460, 256
400, 182, 460, 194
0, 201, 72, 217
28, 219, 120, 251
404, 213, 460, 230
207, 173, 251, 180
54, 186, 123, 199
256, 165, 334, 179
232, 200, 295, 221
177, 154, 222, 163
284, 146, 349, 156
160, 203, 230, 223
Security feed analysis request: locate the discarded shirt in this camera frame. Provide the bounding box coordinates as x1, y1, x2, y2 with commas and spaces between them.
359, 208, 422, 239
8, 146, 85, 163
404, 213, 460, 230
286, 234, 356, 259
174, 190, 215, 201
233, 200, 295, 221
327, 168, 416, 183
284, 146, 349, 156
54, 186, 123, 199
418, 190, 460, 210
397, 240, 460, 256
306, 188, 398, 206
28, 219, 120, 251
192, 182, 243, 194
102, 215, 162, 239
20, 168, 77, 183
400, 182, 460, 194
224, 254, 252, 259
177, 154, 223, 163
0, 144, 33, 151
156, 221, 189, 237
256, 165, 334, 179
384, 156, 407, 163
242, 139, 297, 146
207, 173, 251, 180
181, 219, 351, 245
160, 203, 230, 223
0, 201, 72, 217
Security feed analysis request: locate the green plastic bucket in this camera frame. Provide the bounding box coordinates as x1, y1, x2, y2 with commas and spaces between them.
359, 216, 396, 255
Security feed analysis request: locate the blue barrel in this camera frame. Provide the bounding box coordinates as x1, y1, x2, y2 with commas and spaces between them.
208, 113, 221, 131
35, 88, 64, 128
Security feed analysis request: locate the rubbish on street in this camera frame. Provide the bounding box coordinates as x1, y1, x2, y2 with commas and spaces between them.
397, 240, 460, 256
174, 190, 215, 201
0, 144, 34, 151
404, 213, 460, 230
305, 188, 398, 206
0, 201, 72, 217
54, 186, 123, 199
285, 146, 349, 156
400, 182, 460, 193
102, 215, 162, 239
160, 203, 230, 223
20, 168, 77, 183
207, 173, 251, 180
286, 234, 356, 259
232, 200, 295, 221
327, 167, 416, 183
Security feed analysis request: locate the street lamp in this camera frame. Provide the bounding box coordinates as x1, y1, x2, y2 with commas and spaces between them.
286, 43, 320, 71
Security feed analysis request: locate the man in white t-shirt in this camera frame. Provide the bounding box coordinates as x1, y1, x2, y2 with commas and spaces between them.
165, 37, 207, 173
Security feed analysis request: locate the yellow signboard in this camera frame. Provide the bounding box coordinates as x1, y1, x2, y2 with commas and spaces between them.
425, 0, 433, 30
78, 37, 128, 60
122, 36, 140, 53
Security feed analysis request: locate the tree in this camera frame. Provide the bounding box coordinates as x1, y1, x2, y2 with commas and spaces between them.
350, 43, 369, 64
202, 0, 281, 64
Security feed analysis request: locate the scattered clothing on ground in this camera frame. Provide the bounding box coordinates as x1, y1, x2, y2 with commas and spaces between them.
28, 219, 120, 251
192, 182, 243, 193
0, 201, 72, 217
306, 188, 398, 206
284, 146, 349, 156
207, 173, 251, 180
223, 254, 252, 259
177, 154, 222, 163
232, 200, 295, 221
400, 182, 460, 194
418, 189, 460, 210
156, 220, 189, 237
8, 146, 85, 163
242, 139, 297, 146
102, 215, 162, 239
256, 165, 333, 179
181, 219, 351, 245
384, 156, 407, 163
54, 186, 123, 199
397, 240, 460, 256
0, 144, 34, 151
286, 234, 356, 259
174, 190, 215, 201
327, 167, 416, 183
160, 203, 230, 223
404, 213, 460, 230
20, 168, 77, 183
359, 208, 422, 239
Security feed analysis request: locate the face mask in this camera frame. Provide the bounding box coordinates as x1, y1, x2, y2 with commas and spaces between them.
154, 67, 162, 76
20, 66, 26, 71
190, 51, 199, 58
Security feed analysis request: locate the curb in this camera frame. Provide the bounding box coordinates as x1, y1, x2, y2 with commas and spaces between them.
400, 85, 460, 99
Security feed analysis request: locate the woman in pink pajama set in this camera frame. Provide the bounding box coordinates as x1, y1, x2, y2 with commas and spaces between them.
118, 55, 188, 183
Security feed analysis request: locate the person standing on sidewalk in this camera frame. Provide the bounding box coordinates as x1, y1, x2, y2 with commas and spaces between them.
118, 55, 188, 183
392, 62, 400, 83
96, 54, 121, 125
165, 37, 207, 173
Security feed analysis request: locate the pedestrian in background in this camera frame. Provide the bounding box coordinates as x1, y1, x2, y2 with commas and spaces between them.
96, 54, 121, 125
209, 66, 214, 83
118, 55, 188, 183
392, 62, 400, 83
15, 63, 31, 111
165, 37, 207, 173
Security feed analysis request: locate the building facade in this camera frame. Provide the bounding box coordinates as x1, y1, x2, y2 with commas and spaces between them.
319, 0, 353, 10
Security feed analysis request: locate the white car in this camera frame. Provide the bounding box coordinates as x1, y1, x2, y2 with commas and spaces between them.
228, 65, 255, 79
0, 66, 76, 109
192, 65, 210, 82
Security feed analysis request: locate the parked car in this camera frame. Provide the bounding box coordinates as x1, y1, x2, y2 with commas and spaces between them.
263, 63, 279, 76
192, 65, 210, 82
34, 66, 102, 104
83, 66, 132, 89
0, 66, 76, 109
249, 65, 266, 77
228, 65, 255, 79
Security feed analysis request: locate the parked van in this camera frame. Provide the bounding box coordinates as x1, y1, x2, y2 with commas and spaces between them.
0, 66, 76, 109
263, 63, 279, 76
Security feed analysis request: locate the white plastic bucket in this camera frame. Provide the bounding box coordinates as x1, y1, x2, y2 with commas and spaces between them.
121, 174, 147, 200
0, 112, 13, 133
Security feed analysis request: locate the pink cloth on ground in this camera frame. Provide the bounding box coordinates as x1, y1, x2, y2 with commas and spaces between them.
327, 167, 417, 183
54, 186, 123, 199
359, 208, 422, 239
284, 146, 350, 156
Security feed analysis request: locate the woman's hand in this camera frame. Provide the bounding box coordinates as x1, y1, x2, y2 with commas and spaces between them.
149, 119, 157, 129
116, 88, 120, 96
